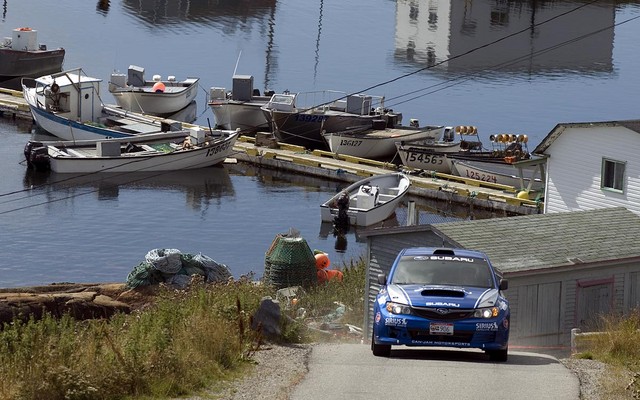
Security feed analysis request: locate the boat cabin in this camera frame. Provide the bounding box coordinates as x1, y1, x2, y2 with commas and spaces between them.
37, 69, 102, 123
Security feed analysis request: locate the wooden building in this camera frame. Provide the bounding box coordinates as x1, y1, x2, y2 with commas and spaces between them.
533, 120, 640, 216
362, 207, 640, 347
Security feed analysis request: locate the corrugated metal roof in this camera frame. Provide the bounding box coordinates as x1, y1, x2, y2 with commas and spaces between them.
431, 207, 640, 273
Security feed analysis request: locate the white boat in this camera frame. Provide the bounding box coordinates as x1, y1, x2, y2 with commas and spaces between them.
24, 128, 239, 173
320, 172, 411, 227
261, 90, 403, 150
321, 121, 444, 160
22, 68, 191, 141
0, 28, 65, 89
108, 65, 199, 116
450, 158, 544, 191
208, 74, 274, 133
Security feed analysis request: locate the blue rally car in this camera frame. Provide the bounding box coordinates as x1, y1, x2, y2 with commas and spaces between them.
371, 247, 510, 361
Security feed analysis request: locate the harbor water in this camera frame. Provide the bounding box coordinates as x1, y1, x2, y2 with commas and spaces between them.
1, 0, 639, 287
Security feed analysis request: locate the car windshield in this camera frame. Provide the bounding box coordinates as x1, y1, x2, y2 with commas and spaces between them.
390, 256, 494, 288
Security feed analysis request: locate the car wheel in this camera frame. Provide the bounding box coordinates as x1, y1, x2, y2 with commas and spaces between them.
488, 347, 508, 362
371, 328, 391, 357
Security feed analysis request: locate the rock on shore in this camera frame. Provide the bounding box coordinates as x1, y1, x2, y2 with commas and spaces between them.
0, 283, 157, 325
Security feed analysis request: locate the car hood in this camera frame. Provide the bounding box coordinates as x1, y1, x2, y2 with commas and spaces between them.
386, 284, 500, 309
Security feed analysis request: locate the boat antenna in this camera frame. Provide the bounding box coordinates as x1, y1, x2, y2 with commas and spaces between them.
233, 51, 242, 77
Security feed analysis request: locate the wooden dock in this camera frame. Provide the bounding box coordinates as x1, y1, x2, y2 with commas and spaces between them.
2, 90, 541, 215
231, 135, 542, 216
0, 88, 32, 120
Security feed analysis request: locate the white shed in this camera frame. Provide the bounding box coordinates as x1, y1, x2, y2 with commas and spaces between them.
533, 120, 640, 215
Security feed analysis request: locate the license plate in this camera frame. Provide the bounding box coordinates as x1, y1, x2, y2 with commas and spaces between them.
429, 322, 454, 335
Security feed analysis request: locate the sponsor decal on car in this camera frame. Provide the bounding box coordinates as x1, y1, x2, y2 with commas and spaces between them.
476, 322, 499, 331
385, 317, 408, 327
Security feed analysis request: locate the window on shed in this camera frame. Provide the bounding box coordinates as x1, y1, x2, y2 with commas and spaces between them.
601, 158, 625, 192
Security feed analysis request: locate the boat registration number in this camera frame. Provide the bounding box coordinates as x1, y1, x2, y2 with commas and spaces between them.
406, 152, 444, 165
461, 169, 498, 183
429, 322, 454, 335
293, 114, 329, 123
339, 139, 362, 147
205, 141, 232, 157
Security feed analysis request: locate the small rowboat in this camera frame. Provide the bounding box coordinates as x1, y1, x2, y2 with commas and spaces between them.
320, 172, 411, 227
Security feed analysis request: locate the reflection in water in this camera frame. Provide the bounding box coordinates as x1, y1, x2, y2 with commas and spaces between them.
122, 0, 277, 27
394, 0, 616, 76
313, 0, 324, 82
23, 166, 234, 212
96, 0, 110, 15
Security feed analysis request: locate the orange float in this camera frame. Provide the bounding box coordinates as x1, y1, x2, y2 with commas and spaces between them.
325, 269, 344, 282
152, 81, 166, 93
315, 253, 330, 270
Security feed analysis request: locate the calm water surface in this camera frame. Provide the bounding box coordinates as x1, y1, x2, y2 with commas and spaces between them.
1, 0, 639, 287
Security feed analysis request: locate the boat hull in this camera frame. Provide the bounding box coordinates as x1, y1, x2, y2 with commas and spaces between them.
320, 172, 410, 226
209, 99, 271, 132
0, 48, 65, 79
451, 159, 544, 190
110, 79, 199, 116
48, 132, 238, 173
323, 126, 443, 160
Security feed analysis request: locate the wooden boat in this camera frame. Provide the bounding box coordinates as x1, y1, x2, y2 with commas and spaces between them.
261, 90, 403, 150
321, 121, 444, 160
108, 65, 199, 116
22, 68, 193, 141
320, 172, 411, 227
24, 128, 239, 173
0, 28, 65, 89
208, 74, 274, 133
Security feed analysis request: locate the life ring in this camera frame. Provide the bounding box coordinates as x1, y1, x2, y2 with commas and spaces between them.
18, 27, 32, 31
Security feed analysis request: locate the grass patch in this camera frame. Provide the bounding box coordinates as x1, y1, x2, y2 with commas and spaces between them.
573, 310, 640, 399
0, 258, 369, 399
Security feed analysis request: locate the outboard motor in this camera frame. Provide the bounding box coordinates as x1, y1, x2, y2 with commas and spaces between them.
24, 141, 51, 171
333, 191, 350, 231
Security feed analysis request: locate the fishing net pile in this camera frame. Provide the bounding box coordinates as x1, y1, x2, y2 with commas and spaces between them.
126, 248, 232, 289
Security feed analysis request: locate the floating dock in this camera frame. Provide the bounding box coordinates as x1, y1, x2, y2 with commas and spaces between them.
0, 88, 31, 119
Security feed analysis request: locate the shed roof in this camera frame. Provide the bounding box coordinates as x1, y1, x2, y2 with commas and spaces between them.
533, 119, 640, 155
431, 207, 640, 273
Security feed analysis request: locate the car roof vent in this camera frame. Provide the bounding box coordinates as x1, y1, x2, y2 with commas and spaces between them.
432, 248, 456, 256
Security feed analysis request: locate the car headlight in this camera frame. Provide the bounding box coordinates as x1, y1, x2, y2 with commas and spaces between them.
474, 307, 499, 318
386, 302, 411, 315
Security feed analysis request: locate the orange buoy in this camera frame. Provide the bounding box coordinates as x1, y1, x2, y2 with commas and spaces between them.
152, 81, 166, 93
315, 253, 330, 270
317, 269, 329, 283
326, 269, 344, 282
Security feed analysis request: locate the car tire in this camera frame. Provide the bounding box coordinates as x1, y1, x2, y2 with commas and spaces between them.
371, 329, 391, 357
488, 347, 508, 362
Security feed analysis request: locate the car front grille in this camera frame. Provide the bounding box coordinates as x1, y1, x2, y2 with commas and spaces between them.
411, 307, 475, 321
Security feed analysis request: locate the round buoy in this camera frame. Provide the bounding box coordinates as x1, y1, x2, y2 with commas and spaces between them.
326, 269, 344, 282
152, 81, 166, 93
317, 269, 329, 283
517, 191, 529, 200
315, 253, 330, 270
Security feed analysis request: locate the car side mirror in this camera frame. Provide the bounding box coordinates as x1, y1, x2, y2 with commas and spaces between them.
499, 279, 508, 291
377, 273, 387, 285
